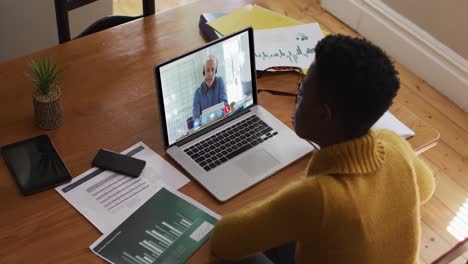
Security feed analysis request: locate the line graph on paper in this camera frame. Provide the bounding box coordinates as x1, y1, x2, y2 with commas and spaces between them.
253, 23, 324, 70
255, 46, 315, 64
255, 44, 317, 70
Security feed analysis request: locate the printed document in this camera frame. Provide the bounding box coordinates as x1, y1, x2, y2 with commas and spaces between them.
56, 142, 190, 233
91, 185, 219, 264
372, 111, 415, 139
254, 23, 324, 71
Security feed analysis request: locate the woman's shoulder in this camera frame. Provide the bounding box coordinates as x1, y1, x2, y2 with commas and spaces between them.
374, 129, 417, 162
375, 129, 411, 148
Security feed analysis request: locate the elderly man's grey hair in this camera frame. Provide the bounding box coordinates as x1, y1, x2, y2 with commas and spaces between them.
203, 54, 218, 73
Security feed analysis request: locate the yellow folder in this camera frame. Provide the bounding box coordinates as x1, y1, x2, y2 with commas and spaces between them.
207, 4, 303, 36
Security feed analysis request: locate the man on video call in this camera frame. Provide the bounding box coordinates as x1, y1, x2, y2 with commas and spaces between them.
192, 55, 228, 123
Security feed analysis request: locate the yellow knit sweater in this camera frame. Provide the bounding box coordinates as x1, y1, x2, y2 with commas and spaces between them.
211, 130, 435, 264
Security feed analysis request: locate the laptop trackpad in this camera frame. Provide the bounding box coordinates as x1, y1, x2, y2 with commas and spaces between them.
237, 149, 279, 178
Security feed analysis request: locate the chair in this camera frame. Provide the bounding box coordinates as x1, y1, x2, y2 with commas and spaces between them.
54, 0, 155, 44
431, 237, 468, 264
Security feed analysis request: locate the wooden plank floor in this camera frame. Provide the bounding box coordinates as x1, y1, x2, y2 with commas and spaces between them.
114, 1, 468, 263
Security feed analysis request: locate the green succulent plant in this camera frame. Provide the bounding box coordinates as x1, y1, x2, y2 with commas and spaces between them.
26, 57, 61, 96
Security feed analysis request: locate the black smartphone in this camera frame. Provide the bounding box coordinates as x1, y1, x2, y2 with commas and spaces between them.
92, 149, 146, 178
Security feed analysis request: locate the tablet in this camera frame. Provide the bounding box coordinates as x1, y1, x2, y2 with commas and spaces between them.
1, 134, 72, 196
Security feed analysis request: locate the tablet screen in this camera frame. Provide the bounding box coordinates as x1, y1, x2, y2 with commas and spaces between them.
1, 134, 72, 195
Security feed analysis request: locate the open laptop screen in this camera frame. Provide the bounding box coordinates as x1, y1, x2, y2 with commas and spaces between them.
156, 29, 256, 147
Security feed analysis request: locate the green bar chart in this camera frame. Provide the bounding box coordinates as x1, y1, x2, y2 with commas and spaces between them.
91, 187, 218, 264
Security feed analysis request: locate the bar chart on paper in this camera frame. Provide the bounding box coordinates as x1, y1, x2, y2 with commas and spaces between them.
91, 187, 219, 264
128, 213, 197, 264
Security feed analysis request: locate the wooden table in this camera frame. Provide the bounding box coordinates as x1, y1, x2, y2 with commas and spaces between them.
0, 0, 439, 263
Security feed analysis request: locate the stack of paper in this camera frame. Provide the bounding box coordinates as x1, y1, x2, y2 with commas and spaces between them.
56, 142, 222, 263
56, 142, 190, 233
206, 5, 325, 71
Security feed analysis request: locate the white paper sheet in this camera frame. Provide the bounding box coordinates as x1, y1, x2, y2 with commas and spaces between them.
254, 23, 324, 71
371, 111, 415, 139
56, 142, 190, 234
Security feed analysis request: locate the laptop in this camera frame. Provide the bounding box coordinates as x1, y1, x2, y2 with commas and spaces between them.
154, 28, 314, 202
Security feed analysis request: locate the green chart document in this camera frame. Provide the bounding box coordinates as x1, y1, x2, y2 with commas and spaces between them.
91, 186, 219, 264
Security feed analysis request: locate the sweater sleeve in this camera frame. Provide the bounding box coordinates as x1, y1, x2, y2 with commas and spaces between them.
413, 156, 435, 204
377, 129, 435, 204
210, 179, 323, 260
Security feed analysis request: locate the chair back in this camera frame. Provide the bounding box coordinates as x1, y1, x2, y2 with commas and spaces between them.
54, 0, 155, 43
431, 238, 468, 264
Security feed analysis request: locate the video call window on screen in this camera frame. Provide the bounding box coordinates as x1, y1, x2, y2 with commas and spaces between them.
160, 32, 253, 145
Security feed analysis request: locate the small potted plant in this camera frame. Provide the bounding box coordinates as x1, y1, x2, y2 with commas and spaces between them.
26, 57, 63, 130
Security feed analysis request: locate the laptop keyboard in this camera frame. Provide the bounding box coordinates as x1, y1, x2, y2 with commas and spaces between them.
184, 115, 278, 172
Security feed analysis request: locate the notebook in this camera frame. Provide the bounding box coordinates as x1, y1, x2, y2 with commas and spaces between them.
207, 4, 302, 36
153, 28, 313, 202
